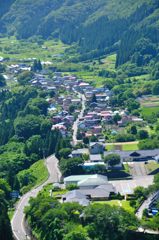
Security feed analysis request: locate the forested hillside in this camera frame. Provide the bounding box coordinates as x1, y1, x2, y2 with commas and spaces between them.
0, 0, 159, 66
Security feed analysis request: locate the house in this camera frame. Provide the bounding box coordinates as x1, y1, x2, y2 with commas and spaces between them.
89, 142, 104, 154
90, 154, 102, 162
71, 148, 89, 158
64, 174, 108, 189
62, 190, 90, 206
82, 162, 106, 170
118, 116, 131, 127
92, 126, 102, 135
104, 149, 159, 162
62, 183, 116, 203
78, 174, 108, 189
64, 175, 92, 186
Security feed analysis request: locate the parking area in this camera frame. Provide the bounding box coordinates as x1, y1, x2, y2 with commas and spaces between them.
128, 162, 148, 177
110, 176, 154, 195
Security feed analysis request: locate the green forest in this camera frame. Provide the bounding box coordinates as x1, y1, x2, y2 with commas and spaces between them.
0, 0, 159, 240
0, 0, 159, 67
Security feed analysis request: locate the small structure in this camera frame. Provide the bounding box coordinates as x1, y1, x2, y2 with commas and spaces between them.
62, 183, 116, 203
71, 149, 89, 158
104, 149, 159, 162
62, 190, 90, 206
90, 154, 102, 162
64, 174, 108, 189
89, 142, 104, 154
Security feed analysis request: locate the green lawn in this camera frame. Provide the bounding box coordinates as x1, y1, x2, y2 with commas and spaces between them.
0, 37, 68, 61
106, 142, 139, 151
145, 161, 159, 174
123, 163, 130, 173
17, 160, 49, 194
122, 143, 139, 151
38, 183, 68, 198
141, 106, 159, 117
8, 208, 15, 220
93, 200, 134, 213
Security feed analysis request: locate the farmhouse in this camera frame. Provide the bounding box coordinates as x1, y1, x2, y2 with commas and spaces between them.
89, 142, 104, 154
104, 149, 159, 162
71, 148, 89, 158
90, 154, 102, 162
64, 174, 108, 189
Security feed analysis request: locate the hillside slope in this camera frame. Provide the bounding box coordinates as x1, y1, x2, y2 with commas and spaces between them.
0, 0, 159, 65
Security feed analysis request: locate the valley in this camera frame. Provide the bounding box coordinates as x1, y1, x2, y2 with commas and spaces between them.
0, 1, 159, 240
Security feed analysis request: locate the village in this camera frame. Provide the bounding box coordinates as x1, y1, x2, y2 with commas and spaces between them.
2, 60, 159, 216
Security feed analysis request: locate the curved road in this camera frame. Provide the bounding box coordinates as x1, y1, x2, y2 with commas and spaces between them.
136, 190, 159, 235
72, 93, 86, 146
11, 155, 61, 240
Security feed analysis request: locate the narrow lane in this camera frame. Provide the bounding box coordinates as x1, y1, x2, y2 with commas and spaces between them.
11, 155, 61, 240
72, 93, 86, 146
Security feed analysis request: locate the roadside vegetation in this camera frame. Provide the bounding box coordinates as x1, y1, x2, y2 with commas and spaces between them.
17, 160, 48, 194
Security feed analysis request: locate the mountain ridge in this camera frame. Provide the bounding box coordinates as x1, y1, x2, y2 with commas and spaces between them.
0, 0, 159, 66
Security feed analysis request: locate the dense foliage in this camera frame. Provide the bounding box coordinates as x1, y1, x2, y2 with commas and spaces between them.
25, 194, 139, 240
0, 0, 159, 68
0, 85, 61, 188
0, 179, 13, 240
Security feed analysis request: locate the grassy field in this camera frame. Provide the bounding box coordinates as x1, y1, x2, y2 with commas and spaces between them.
99, 54, 116, 71
0, 37, 69, 61
38, 183, 67, 198
141, 106, 159, 117
106, 142, 139, 151
93, 200, 134, 213
145, 161, 159, 174
140, 96, 159, 118
17, 160, 48, 194
8, 208, 15, 220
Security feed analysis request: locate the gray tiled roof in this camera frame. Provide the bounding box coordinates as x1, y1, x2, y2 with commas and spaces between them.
104, 149, 159, 159
78, 174, 108, 187
78, 189, 110, 198
90, 154, 102, 161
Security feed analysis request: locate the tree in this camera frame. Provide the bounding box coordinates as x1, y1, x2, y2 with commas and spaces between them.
83, 137, 89, 145
17, 71, 34, 85
25, 135, 43, 157
130, 125, 137, 135
138, 130, 149, 140
113, 113, 121, 124
126, 99, 140, 112
59, 157, 84, 176
84, 204, 138, 240
104, 154, 121, 167
14, 115, 42, 139
0, 74, 6, 87
90, 94, 97, 103
31, 59, 42, 72
26, 98, 49, 116
64, 230, 89, 240
69, 105, 76, 114
152, 81, 159, 95
59, 148, 72, 159
0, 64, 6, 73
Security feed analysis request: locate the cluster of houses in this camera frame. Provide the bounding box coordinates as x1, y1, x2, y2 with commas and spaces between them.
62, 174, 116, 206
60, 146, 159, 206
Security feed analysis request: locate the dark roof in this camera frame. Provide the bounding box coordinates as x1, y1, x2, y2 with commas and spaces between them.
130, 151, 141, 157
104, 149, 159, 159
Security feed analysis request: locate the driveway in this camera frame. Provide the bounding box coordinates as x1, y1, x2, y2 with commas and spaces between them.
129, 162, 148, 177
110, 176, 154, 196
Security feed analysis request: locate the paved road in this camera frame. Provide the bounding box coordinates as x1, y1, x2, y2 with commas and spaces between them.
129, 162, 148, 177
136, 190, 159, 220
72, 93, 86, 146
136, 190, 159, 235
11, 155, 61, 240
